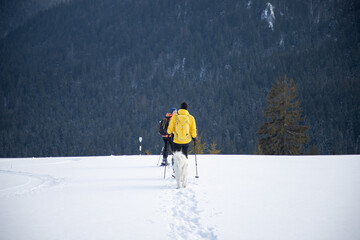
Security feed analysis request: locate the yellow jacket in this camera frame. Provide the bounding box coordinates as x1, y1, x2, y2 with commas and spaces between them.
167, 109, 197, 144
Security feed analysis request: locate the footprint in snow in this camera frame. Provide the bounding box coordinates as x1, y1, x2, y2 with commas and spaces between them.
166, 179, 217, 240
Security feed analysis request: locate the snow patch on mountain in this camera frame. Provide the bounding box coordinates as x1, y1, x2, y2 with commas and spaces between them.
261, 2, 276, 31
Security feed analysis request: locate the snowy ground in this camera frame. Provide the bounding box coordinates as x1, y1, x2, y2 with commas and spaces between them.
0, 154, 359, 240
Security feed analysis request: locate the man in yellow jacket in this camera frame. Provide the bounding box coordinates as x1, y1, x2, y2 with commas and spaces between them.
167, 102, 197, 158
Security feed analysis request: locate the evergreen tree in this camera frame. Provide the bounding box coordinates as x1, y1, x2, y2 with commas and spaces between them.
190, 135, 206, 154
309, 145, 319, 155
208, 140, 221, 154
257, 76, 309, 155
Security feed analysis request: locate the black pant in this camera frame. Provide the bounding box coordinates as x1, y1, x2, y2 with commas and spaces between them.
173, 143, 189, 158
162, 137, 174, 159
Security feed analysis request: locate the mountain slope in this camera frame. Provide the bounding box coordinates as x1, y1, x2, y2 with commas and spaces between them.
1, 0, 359, 157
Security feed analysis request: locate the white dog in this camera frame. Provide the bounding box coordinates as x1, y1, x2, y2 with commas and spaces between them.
173, 151, 189, 189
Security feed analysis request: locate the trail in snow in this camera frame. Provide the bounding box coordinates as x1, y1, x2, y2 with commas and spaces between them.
0, 169, 63, 197
164, 165, 217, 240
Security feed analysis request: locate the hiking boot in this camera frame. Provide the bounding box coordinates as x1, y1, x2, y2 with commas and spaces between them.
160, 159, 168, 166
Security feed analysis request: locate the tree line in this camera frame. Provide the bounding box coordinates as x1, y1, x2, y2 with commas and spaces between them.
1, 0, 359, 157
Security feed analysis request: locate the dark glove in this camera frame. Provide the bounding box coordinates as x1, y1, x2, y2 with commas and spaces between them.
192, 137, 197, 142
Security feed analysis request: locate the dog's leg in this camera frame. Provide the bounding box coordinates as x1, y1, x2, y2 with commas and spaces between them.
176, 178, 181, 189
175, 167, 181, 189
183, 165, 188, 188
183, 177, 187, 188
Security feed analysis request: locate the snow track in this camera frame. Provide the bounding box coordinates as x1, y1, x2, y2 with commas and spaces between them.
166, 174, 217, 240
0, 169, 62, 197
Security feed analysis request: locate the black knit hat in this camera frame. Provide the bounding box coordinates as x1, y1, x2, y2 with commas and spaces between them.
180, 102, 188, 110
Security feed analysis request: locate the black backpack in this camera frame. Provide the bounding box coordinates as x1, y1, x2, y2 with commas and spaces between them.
158, 116, 170, 135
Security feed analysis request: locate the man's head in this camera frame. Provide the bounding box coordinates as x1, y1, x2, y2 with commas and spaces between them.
170, 107, 177, 114
180, 102, 188, 110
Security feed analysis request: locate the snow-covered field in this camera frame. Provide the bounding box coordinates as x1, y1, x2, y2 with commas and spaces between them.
0, 154, 359, 240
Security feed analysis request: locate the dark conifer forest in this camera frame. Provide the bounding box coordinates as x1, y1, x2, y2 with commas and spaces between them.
1, 0, 359, 157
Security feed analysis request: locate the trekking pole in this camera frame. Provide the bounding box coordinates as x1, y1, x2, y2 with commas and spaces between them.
163, 162, 167, 179
194, 139, 199, 178
157, 147, 164, 166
